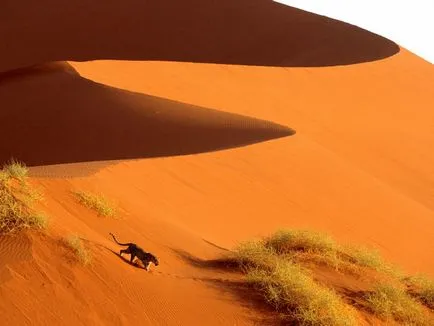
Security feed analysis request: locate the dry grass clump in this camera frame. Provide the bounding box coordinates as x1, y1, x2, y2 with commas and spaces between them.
0, 161, 48, 234
73, 190, 117, 218
264, 229, 400, 275
248, 262, 357, 326
341, 245, 402, 277
406, 275, 434, 310
231, 229, 434, 325
2, 159, 29, 180
234, 240, 281, 271
265, 229, 338, 256
234, 239, 357, 326
65, 235, 92, 265
365, 283, 431, 325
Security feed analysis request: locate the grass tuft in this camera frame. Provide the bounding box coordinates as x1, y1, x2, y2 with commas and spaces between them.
340, 245, 401, 276
231, 229, 434, 325
265, 229, 338, 256
2, 159, 29, 180
65, 235, 92, 265
365, 283, 430, 325
406, 275, 434, 310
73, 190, 117, 218
235, 239, 357, 325
0, 161, 48, 234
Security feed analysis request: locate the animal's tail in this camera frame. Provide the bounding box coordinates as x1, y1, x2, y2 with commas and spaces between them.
109, 233, 130, 246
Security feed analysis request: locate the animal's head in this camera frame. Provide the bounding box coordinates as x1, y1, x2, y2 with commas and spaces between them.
151, 254, 159, 266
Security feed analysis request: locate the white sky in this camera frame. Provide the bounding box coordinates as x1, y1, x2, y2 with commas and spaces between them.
276, 0, 434, 63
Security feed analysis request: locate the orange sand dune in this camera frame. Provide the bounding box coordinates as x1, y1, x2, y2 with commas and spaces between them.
1, 0, 399, 72
0, 62, 293, 167
1, 0, 434, 325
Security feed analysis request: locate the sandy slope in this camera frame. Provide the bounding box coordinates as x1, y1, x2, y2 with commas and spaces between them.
1, 0, 434, 325
68, 49, 434, 274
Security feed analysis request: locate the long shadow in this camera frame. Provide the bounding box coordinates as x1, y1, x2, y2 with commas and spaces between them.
0, 62, 294, 171
1, 0, 399, 71
171, 248, 239, 271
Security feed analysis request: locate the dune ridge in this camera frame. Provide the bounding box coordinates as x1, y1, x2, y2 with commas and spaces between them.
0, 0, 399, 72
1, 0, 433, 325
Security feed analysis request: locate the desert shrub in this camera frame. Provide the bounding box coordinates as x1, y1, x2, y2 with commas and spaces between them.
232, 229, 434, 325
65, 234, 92, 265
406, 275, 434, 309
264, 229, 338, 256
0, 161, 47, 234
365, 283, 429, 325
2, 159, 28, 180
73, 190, 117, 217
234, 239, 357, 325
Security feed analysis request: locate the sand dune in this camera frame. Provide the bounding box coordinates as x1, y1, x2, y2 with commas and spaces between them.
1, 0, 433, 325
1, 0, 399, 72
0, 62, 293, 168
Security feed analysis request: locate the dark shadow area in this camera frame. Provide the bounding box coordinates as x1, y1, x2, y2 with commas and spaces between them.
171, 248, 239, 272
1, 0, 399, 72
0, 62, 294, 170
205, 279, 284, 326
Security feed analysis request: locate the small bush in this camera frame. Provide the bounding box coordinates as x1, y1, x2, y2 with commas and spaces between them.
0, 162, 48, 234
365, 283, 429, 324
65, 235, 92, 265
73, 191, 117, 217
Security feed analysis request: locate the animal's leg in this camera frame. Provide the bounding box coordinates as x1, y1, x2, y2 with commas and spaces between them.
130, 253, 136, 263
145, 261, 151, 271
120, 249, 126, 256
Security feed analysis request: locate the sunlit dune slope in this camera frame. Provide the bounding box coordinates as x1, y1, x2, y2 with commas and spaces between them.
67, 48, 434, 275
1, 0, 434, 325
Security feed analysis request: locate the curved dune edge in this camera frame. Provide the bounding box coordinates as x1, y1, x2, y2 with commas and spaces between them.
0, 0, 399, 72
1, 1, 433, 325
0, 62, 294, 171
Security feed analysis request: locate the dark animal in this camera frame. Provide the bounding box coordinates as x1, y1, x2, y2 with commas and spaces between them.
109, 233, 159, 271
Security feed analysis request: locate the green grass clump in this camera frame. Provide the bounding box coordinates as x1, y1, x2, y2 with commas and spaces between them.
0, 161, 48, 234
234, 240, 357, 326
365, 283, 430, 325
65, 235, 92, 265
73, 190, 117, 218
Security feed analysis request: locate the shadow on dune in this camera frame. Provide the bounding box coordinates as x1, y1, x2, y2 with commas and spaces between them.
1, 0, 399, 71
0, 62, 294, 170
171, 248, 238, 271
